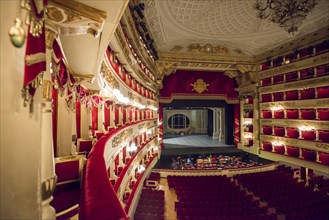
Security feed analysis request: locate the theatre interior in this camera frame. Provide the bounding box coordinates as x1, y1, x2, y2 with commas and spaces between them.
2, 0, 329, 219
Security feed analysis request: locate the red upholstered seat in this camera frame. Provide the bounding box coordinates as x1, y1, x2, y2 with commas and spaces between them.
319, 152, 329, 166
261, 93, 272, 102
285, 71, 298, 82
301, 149, 316, 161
300, 67, 314, 79
273, 92, 284, 101
95, 131, 104, 139
301, 109, 316, 120
318, 130, 329, 143
301, 130, 316, 141
262, 142, 272, 151
286, 127, 299, 139
317, 86, 329, 98
285, 90, 298, 100
316, 64, 329, 77
273, 74, 284, 84
274, 127, 285, 137
286, 109, 299, 119
261, 77, 272, 86
77, 139, 93, 154
300, 88, 315, 99
318, 109, 329, 120
274, 145, 285, 155
274, 110, 284, 119
262, 126, 272, 135
262, 110, 272, 119
286, 146, 299, 157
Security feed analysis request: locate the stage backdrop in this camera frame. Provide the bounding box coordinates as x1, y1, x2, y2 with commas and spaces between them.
160, 70, 239, 104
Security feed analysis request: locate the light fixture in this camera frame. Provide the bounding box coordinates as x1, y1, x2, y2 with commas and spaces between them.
127, 143, 137, 152
272, 142, 284, 147
299, 126, 315, 131
270, 106, 284, 111
137, 165, 145, 173
154, 146, 159, 151
254, 0, 319, 35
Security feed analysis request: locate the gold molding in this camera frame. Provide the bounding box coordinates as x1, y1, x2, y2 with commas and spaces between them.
259, 75, 329, 94
160, 95, 239, 104
48, 0, 107, 23
101, 61, 119, 89
112, 128, 133, 148
259, 98, 329, 110
42, 80, 53, 100
45, 28, 57, 49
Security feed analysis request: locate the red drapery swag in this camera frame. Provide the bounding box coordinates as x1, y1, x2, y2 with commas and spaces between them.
234, 104, 240, 148
92, 106, 98, 135
23, 0, 47, 112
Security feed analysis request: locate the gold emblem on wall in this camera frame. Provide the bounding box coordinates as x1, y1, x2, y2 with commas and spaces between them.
191, 79, 209, 93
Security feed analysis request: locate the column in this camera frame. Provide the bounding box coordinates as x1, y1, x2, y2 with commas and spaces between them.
40, 29, 57, 219
219, 109, 225, 141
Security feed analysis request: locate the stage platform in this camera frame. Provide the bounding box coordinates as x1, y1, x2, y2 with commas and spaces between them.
162, 134, 241, 155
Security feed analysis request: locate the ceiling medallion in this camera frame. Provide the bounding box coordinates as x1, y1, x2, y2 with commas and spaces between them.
187, 44, 229, 54
191, 79, 209, 94
254, 0, 319, 35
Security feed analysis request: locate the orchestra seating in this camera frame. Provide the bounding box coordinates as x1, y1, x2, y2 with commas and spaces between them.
134, 188, 165, 220
168, 175, 275, 220
234, 167, 329, 220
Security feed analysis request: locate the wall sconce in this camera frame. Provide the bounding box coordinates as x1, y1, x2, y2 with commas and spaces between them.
298, 126, 315, 131
271, 106, 284, 111
154, 146, 159, 151
244, 134, 252, 139
272, 142, 284, 147
127, 142, 137, 152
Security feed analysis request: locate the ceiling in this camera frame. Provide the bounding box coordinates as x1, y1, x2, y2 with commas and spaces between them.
140, 0, 329, 58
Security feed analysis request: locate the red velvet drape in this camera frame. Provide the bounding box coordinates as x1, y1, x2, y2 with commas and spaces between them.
122, 106, 126, 124
104, 107, 110, 130
114, 106, 119, 126
76, 101, 81, 139
52, 89, 58, 157
160, 70, 238, 103
234, 104, 240, 148
92, 106, 98, 135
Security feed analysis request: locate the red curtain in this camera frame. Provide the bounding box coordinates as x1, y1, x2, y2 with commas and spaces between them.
92, 106, 98, 135
160, 70, 238, 103
52, 89, 58, 157
76, 101, 81, 139
104, 107, 110, 130
122, 106, 126, 124
114, 105, 119, 125
234, 104, 240, 148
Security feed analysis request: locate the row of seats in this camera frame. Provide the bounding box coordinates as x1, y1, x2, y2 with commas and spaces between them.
234, 168, 329, 220
168, 175, 273, 220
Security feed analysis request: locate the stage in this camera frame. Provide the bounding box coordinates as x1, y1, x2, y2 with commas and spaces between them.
161, 134, 241, 155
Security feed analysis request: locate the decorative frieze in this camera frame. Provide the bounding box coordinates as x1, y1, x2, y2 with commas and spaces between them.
112, 128, 133, 148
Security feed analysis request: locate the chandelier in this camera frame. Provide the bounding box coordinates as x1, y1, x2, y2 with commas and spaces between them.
254, 0, 319, 35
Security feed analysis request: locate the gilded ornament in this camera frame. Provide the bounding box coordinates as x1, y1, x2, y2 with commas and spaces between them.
47, 7, 64, 22
191, 79, 209, 93
170, 45, 183, 52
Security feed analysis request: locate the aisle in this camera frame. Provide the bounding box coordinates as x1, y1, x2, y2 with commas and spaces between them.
159, 178, 177, 220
